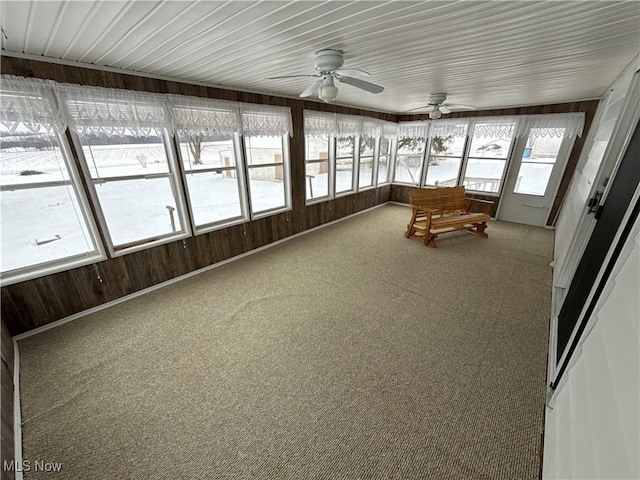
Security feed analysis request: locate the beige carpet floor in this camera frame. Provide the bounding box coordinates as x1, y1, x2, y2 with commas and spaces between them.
18, 204, 553, 479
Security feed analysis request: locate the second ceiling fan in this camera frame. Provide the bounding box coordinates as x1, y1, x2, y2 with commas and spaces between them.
267, 49, 384, 103
404, 93, 477, 119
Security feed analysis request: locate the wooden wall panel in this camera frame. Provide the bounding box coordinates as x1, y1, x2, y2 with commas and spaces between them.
0, 56, 591, 335
1, 319, 14, 479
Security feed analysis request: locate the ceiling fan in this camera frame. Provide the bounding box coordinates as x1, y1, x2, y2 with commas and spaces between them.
404, 93, 477, 119
266, 49, 384, 103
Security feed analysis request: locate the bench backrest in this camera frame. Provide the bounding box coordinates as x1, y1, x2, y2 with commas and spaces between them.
409, 186, 467, 213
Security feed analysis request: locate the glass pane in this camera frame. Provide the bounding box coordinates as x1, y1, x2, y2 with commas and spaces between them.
429, 132, 467, 157
523, 130, 564, 164
463, 159, 506, 193
179, 133, 236, 171
306, 135, 329, 161
513, 163, 554, 196
185, 171, 242, 226
248, 166, 285, 213
425, 156, 462, 187
469, 125, 514, 159
305, 161, 329, 200
1, 124, 69, 186
377, 155, 389, 184
1, 185, 94, 272
359, 156, 374, 188
394, 154, 422, 184
336, 135, 355, 193
397, 137, 426, 155
94, 178, 181, 246
245, 135, 284, 167
81, 135, 169, 178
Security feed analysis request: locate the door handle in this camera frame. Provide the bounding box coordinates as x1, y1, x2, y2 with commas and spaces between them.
523, 203, 546, 208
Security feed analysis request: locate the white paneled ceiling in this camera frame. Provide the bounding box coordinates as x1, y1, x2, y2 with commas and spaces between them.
1, 1, 639, 113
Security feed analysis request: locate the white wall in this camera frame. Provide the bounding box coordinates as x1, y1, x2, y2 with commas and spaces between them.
543, 208, 639, 479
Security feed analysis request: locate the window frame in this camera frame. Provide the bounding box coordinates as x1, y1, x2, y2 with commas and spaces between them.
243, 133, 292, 219
0, 128, 107, 286
304, 133, 334, 205
72, 128, 192, 257
334, 133, 358, 197
357, 135, 377, 191
458, 119, 518, 196
393, 136, 428, 186
376, 136, 395, 186
176, 132, 249, 235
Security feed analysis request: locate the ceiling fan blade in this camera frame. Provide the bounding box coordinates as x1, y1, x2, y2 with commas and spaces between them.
401, 105, 435, 113
439, 105, 451, 114
443, 103, 477, 111
336, 75, 384, 94
266, 74, 321, 80
334, 68, 371, 77
299, 80, 322, 98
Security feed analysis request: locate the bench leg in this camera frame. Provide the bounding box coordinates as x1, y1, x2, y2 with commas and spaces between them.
426, 232, 437, 248
476, 222, 488, 238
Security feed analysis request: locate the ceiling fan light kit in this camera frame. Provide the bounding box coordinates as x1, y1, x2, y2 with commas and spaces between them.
268, 49, 384, 103
404, 93, 478, 118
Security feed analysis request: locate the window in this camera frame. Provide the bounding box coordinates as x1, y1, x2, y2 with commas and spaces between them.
424, 123, 469, 187
244, 134, 290, 215
513, 128, 565, 196
305, 134, 331, 201
394, 136, 427, 185
335, 134, 356, 194
178, 132, 247, 230
377, 135, 393, 185
462, 121, 516, 193
0, 82, 103, 284
61, 87, 189, 254
358, 135, 375, 189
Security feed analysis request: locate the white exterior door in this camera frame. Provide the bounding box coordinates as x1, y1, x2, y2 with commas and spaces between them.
498, 129, 575, 226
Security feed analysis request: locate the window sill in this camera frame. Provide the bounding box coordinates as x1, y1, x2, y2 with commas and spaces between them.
111, 231, 191, 258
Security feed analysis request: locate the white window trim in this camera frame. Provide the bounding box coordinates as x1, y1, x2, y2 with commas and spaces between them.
71, 129, 191, 258
245, 134, 292, 220
177, 132, 250, 235
0, 130, 107, 286
335, 134, 358, 197
304, 134, 333, 205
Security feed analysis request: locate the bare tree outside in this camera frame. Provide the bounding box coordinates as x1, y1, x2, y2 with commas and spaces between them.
188, 133, 205, 164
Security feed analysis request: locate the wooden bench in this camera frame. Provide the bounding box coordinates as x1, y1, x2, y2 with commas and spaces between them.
405, 186, 494, 247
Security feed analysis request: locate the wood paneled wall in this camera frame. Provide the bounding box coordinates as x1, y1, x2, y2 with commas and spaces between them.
0, 57, 394, 336
1, 318, 14, 480
0, 56, 597, 337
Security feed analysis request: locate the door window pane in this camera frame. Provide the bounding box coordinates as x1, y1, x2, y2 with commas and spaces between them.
358, 136, 375, 189
463, 159, 507, 193
514, 129, 565, 196
394, 137, 426, 184
336, 135, 355, 194
305, 135, 330, 200
245, 135, 289, 215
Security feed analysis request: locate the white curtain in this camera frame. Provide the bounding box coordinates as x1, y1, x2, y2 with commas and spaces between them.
397, 121, 430, 139
304, 110, 390, 138
381, 120, 398, 138
471, 117, 518, 138
56, 83, 170, 137
169, 95, 242, 136
516, 112, 585, 138
428, 119, 468, 139
240, 104, 293, 137
0, 75, 62, 134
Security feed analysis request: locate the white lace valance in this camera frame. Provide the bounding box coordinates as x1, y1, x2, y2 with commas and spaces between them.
0, 76, 62, 134
56, 83, 170, 137
428, 119, 469, 139
304, 110, 392, 138
397, 121, 430, 139
241, 104, 292, 137
381, 121, 398, 137
169, 95, 241, 136
516, 112, 585, 138
471, 117, 518, 138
